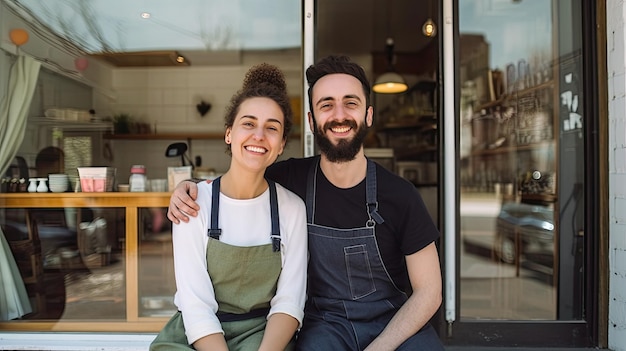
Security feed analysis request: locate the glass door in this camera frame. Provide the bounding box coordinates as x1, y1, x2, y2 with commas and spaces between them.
443, 0, 597, 346
306, 0, 598, 346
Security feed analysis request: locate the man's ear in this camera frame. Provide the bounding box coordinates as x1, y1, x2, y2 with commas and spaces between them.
366, 106, 374, 127
307, 112, 315, 132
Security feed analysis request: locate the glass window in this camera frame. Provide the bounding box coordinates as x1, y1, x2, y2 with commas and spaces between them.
458, 0, 585, 321
0, 0, 302, 332
138, 207, 175, 318
8, 0, 300, 52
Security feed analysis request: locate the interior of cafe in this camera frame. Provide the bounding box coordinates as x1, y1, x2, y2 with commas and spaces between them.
0, 0, 442, 329
0, 0, 589, 348
0, 0, 308, 332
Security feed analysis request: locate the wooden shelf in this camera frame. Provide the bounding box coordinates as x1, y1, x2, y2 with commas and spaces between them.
474, 80, 555, 112
379, 116, 436, 131
0, 192, 171, 208
103, 132, 301, 140
103, 133, 223, 140
31, 118, 113, 131
470, 141, 554, 157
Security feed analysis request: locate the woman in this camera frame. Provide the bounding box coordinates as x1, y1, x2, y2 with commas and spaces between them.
151, 63, 308, 351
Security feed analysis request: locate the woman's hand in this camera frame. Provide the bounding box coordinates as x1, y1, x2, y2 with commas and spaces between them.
167, 180, 200, 224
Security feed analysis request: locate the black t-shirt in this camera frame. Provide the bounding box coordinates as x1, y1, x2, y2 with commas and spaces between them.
266, 156, 440, 293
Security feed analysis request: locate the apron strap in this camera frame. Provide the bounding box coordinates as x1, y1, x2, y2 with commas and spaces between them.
366, 159, 385, 226
267, 180, 281, 252
306, 156, 384, 227
207, 176, 281, 252
208, 176, 222, 239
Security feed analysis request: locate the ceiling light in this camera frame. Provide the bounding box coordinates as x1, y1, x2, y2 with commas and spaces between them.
373, 72, 408, 93
422, 18, 436, 37
373, 38, 408, 94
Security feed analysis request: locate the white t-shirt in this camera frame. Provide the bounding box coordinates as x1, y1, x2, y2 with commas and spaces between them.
172, 180, 308, 345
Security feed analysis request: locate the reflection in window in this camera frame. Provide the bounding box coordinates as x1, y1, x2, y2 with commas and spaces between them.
1, 0, 303, 333
7, 0, 301, 52
458, 0, 559, 321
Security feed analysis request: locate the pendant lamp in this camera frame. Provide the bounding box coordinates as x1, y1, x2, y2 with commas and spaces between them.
422, 1, 437, 37
422, 18, 437, 37
373, 38, 408, 94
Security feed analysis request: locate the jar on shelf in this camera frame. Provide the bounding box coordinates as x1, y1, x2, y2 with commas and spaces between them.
129, 165, 147, 192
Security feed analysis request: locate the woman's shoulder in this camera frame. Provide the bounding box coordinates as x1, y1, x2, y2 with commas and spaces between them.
197, 179, 213, 192
195, 180, 215, 206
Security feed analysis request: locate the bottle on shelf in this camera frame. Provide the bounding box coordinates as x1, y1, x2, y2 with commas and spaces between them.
129, 165, 147, 192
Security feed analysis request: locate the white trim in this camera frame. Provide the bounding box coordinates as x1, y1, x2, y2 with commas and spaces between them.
303, 0, 315, 157
443, 0, 457, 325
0, 333, 156, 351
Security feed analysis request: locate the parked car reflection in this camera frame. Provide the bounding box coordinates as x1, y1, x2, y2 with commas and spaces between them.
494, 202, 555, 270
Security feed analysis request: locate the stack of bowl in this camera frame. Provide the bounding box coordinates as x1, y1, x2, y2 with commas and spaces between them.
48, 173, 69, 193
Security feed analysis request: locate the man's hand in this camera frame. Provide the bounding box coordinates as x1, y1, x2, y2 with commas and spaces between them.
167, 180, 200, 224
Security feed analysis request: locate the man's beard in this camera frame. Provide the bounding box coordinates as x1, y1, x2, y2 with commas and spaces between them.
313, 117, 369, 163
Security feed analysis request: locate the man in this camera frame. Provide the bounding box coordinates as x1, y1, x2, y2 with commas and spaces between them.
168, 55, 444, 350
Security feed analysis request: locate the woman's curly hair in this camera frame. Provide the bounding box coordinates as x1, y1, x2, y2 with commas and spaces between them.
224, 63, 293, 154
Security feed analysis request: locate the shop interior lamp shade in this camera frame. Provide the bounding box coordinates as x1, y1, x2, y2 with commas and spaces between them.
373, 71, 408, 93
373, 38, 408, 94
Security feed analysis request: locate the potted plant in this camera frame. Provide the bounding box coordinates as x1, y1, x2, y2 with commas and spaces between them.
113, 113, 132, 134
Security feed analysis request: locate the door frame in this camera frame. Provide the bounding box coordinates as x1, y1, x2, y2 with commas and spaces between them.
302, 0, 606, 347
438, 0, 604, 347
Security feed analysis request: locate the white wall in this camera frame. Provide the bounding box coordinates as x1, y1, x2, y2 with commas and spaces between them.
106, 51, 302, 128
608, 0, 626, 350
105, 50, 304, 182
1, 0, 305, 186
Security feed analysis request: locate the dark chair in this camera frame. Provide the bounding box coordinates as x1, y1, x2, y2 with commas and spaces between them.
4, 156, 29, 180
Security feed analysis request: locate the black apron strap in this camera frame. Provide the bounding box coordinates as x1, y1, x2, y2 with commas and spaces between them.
307, 156, 383, 226
267, 179, 281, 252
207, 176, 281, 251
208, 177, 222, 239
365, 159, 385, 226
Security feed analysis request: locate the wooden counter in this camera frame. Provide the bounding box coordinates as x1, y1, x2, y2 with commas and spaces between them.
0, 192, 171, 208
0, 192, 173, 332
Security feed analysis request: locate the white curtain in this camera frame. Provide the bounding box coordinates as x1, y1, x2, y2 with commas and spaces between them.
0, 55, 42, 320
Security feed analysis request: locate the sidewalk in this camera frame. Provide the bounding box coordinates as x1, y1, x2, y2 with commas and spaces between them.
0, 332, 605, 350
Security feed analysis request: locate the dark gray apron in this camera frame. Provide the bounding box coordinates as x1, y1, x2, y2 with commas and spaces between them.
295, 158, 443, 351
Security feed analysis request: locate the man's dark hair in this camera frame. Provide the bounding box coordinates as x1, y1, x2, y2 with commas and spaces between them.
305, 55, 372, 114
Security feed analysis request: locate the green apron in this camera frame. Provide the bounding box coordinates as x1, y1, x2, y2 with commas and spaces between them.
151, 179, 292, 350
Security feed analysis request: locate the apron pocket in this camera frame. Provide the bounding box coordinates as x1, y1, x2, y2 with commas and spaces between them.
344, 244, 376, 299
